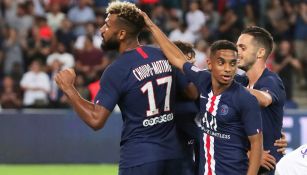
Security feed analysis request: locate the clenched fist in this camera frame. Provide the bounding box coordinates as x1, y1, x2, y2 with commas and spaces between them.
55, 68, 76, 92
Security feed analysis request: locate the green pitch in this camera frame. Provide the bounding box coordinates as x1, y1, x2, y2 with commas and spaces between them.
0, 164, 118, 175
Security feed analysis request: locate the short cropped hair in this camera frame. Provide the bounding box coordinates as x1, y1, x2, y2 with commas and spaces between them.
173, 41, 195, 58
241, 26, 274, 58
107, 1, 145, 35
210, 40, 238, 56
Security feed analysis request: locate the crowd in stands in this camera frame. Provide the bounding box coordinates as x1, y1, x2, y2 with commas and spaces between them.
0, 0, 306, 109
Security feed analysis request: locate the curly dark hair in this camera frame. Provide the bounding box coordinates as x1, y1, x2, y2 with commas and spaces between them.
106, 1, 145, 35
173, 41, 195, 58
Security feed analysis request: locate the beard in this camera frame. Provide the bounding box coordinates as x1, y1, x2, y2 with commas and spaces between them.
100, 36, 120, 51
238, 63, 248, 71
238, 58, 256, 72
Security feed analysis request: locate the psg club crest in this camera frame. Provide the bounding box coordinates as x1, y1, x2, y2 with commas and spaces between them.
219, 104, 229, 115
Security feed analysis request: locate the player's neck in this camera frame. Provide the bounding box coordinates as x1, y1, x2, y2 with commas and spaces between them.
246, 61, 266, 87
211, 78, 232, 96
119, 39, 140, 53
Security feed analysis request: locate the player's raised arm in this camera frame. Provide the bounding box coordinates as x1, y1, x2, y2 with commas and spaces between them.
55, 68, 111, 131
139, 10, 187, 71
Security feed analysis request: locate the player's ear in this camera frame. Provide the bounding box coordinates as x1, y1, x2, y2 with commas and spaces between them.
118, 30, 126, 40
207, 58, 212, 71
257, 47, 266, 59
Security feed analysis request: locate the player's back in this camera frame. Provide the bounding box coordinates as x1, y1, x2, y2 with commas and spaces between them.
103, 46, 183, 168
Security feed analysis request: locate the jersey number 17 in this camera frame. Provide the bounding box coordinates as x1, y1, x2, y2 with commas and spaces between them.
141, 76, 172, 117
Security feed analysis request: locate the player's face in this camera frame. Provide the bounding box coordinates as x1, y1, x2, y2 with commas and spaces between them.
208, 49, 238, 85
236, 34, 258, 71
100, 14, 120, 51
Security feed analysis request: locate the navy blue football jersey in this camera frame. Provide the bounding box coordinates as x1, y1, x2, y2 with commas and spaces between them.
95, 46, 184, 168
234, 74, 249, 87
174, 68, 199, 138
252, 68, 285, 163
183, 62, 262, 175
174, 68, 200, 175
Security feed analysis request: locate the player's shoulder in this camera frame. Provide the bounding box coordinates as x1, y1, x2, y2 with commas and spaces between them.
141, 45, 165, 57
234, 74, 249, 87
232, 82, 258, 102
259, 69, 283, 86
103, 58, 127, 77
119, 45, 165, 62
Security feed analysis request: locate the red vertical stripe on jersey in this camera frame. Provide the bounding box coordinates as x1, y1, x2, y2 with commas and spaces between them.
209, 95, 216, 113
136, 47, 148, 59
206, 95, 216, 175
206, 135, 212, 175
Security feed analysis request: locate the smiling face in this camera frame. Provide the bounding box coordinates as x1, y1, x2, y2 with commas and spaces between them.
208, 49, 238, 86
236, 34, 258, 71
99, 14, 121, 51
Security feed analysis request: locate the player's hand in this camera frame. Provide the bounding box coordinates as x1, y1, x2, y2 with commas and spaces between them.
55, 68, 76, 91
137, 9, 155, 29
261, 150, 276, 170
274, 132, 287, 155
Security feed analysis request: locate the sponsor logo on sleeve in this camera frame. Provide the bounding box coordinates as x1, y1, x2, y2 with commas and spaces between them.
191, 66, 201, 72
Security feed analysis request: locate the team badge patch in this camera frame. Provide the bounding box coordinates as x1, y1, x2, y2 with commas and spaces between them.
220, 104, 229, 115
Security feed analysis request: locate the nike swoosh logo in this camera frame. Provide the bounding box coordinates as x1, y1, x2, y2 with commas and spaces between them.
200, 95, 207, 99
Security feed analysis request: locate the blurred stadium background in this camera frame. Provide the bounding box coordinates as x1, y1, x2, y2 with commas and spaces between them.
0, 0, 306, 174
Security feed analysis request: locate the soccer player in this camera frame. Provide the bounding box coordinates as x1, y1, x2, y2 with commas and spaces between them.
140, 11, 263, 175
55, 2, 185, 175
173, 41, 200, 175
236, 26, 286, 174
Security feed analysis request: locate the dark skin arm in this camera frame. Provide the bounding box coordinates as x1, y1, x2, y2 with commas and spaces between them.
139, 10, 187, 71
55, 68, 111, 131
247, 133, 263, 175
257, 132, 287, 171
140, 10, 199, 99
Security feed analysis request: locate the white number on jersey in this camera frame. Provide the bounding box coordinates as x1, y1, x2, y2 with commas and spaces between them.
141, 76, 172, 117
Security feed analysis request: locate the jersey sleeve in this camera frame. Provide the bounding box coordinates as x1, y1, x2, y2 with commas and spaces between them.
183, 62, 211, 90
175, 68, 190, 92
94, 64, 124, 111
258, 75, 285, 105
239, 90, 262, 136
234, 74, 249, 87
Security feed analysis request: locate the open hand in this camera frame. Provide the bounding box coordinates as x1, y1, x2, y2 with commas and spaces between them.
274, 132, 287, 155
261, 150, 276, 170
